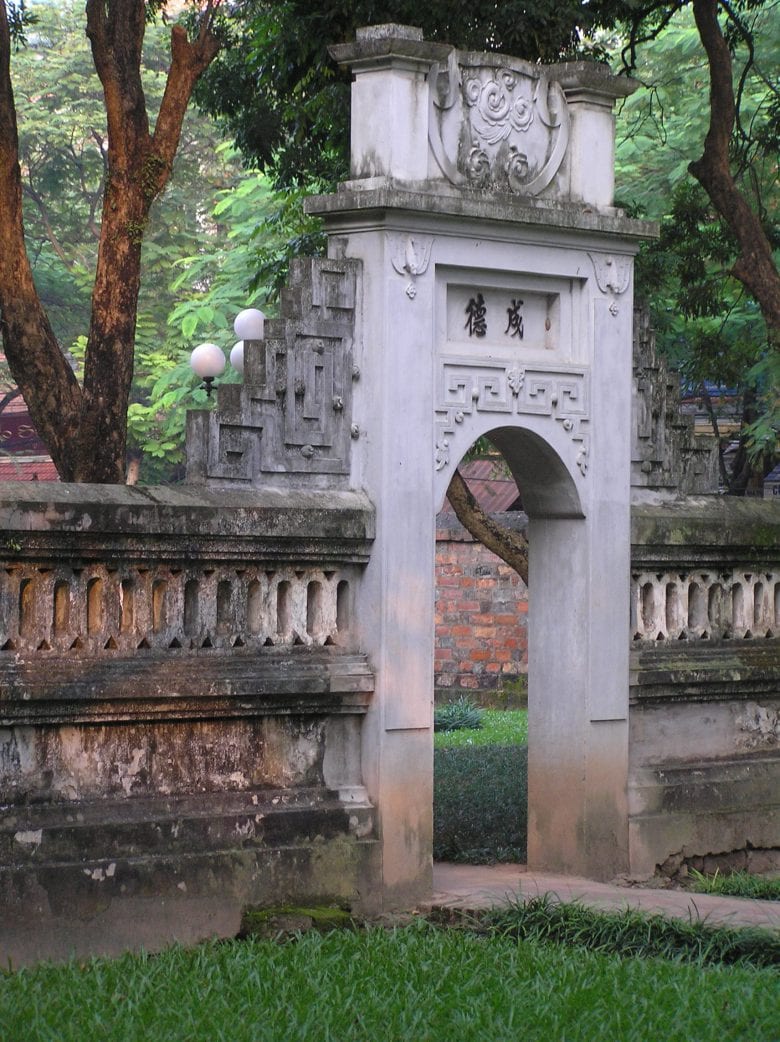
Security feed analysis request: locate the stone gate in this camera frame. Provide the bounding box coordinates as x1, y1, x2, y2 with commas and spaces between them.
1, 24, 777, 964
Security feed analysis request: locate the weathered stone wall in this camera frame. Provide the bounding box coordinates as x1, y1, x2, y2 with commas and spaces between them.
629, 497, 780, 879
435, 513, 528, 699
0, 483, 379, 965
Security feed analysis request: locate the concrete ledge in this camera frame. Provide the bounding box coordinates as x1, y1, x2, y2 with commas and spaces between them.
633, 497, 780, 563
1, 831, 380, 967
0, 649, 374, 725
630, 641, 780, 703
307, 185, 656, 240
0, 482, 375, 563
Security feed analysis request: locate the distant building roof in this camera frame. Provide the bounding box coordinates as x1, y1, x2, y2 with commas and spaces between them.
0, 457, 58, 482
441, 457, 521, 514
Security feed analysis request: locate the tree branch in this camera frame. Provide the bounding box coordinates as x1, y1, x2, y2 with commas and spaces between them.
689, 0, 780, 335
0, 0, 83, 476
446, 468, 528, 585
23, 179, 73, 267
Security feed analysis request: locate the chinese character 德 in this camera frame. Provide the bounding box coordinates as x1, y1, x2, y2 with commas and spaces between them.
505, 298, 524, 339
465, 294, 487, 338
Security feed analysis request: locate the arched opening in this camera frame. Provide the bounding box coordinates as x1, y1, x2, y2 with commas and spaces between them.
433, 425, 583, 876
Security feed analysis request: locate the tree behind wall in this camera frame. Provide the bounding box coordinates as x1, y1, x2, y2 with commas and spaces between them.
0, 0, 220, 482
199, 0, 779, 490
614, 1, 779, 488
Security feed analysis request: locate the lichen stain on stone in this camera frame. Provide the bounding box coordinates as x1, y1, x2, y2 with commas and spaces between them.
736, 702, 780, 750
13, 828, 42, 849
117, 748, 148, 796
0, 728, 22, 779
259, 717, 325, 788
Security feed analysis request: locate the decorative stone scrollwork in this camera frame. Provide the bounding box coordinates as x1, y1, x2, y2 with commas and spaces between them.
429, 52, 569, 197
391, 235, 434, 302
589, 252, 631, 317
434, 359, 589, 473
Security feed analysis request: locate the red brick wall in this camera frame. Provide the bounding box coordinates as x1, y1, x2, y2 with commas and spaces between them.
435, 514, 528, 696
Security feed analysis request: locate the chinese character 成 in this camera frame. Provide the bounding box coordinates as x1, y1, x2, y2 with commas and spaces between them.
505, 298, 524, 339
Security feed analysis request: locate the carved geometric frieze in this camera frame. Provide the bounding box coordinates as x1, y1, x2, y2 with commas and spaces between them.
429, 52, 569, 196
434, 358, 589, 476
188, 258, 361, 483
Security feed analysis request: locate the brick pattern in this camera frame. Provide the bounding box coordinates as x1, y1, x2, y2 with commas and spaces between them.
435, 515, 528, 693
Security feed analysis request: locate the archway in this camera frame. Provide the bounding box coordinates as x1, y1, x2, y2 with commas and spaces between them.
434, 425, 590, 873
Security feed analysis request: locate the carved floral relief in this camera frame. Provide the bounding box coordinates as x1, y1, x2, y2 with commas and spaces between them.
429, 54, 569, 196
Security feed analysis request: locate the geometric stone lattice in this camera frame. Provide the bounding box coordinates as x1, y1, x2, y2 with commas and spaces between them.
632, 308, 718, 495
631, 569, 780, 643
435, 358, 589, 476
187, 257, 361, 483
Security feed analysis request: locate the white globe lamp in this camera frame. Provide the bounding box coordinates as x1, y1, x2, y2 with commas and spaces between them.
190, 342, 226, 397
233, 308, 265, 342
229, 341, 245, 374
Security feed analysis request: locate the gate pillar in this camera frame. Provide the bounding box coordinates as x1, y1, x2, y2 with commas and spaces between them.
308, 25, 654, 895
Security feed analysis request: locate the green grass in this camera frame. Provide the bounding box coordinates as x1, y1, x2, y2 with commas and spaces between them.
434, 744, 527, 862
2, 922, 778, 1042
433, 708, 528, 749
483, 894, 780, 968
688, 869, 780, 901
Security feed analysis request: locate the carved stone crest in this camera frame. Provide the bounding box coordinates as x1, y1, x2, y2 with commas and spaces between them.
429, 53, 569, 196
391, 235, 434, 300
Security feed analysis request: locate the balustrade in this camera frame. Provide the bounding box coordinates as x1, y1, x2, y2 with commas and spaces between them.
0, 562, 352, 655
631, 569, 780, 643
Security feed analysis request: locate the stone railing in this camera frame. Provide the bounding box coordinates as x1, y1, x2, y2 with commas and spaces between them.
1, 561, 353, 656
631, 497, 780, 646
0, 482, 375, 725
631, 568, 780, 643
0, 480, 380, 963
629, 496, 780, 879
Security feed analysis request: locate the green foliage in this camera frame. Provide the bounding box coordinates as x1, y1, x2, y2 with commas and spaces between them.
434, 743, 528, 863
2, 923, 778, 1041
8, 2, 248, 480
486, 894, 780, 969
614, 3, 780, 472
434, 708, 528, 749
197, 0, 620, 191
433, 696, 484, 733
688, 869, 780, 902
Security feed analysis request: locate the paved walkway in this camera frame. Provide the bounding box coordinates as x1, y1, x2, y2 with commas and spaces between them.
431, 862, 780, 932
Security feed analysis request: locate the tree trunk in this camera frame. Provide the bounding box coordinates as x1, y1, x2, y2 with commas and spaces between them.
446, 468, 529, 584
689, 0, 780, 339
0, 2, 84, 478
0, 1, 220, 483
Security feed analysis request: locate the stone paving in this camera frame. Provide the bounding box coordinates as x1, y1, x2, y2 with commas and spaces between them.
431, 862, 780, 932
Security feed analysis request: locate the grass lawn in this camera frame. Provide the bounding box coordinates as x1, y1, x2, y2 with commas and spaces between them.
2, 922, 777, 1042
433, 708, 528, 749
688, 869, 780, 901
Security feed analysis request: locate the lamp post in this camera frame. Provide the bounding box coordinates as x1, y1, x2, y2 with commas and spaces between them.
189, 308, 265, 397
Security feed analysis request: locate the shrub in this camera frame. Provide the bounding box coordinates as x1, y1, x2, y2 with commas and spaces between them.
434, 696, 484, 733
433, 743, 527, 862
